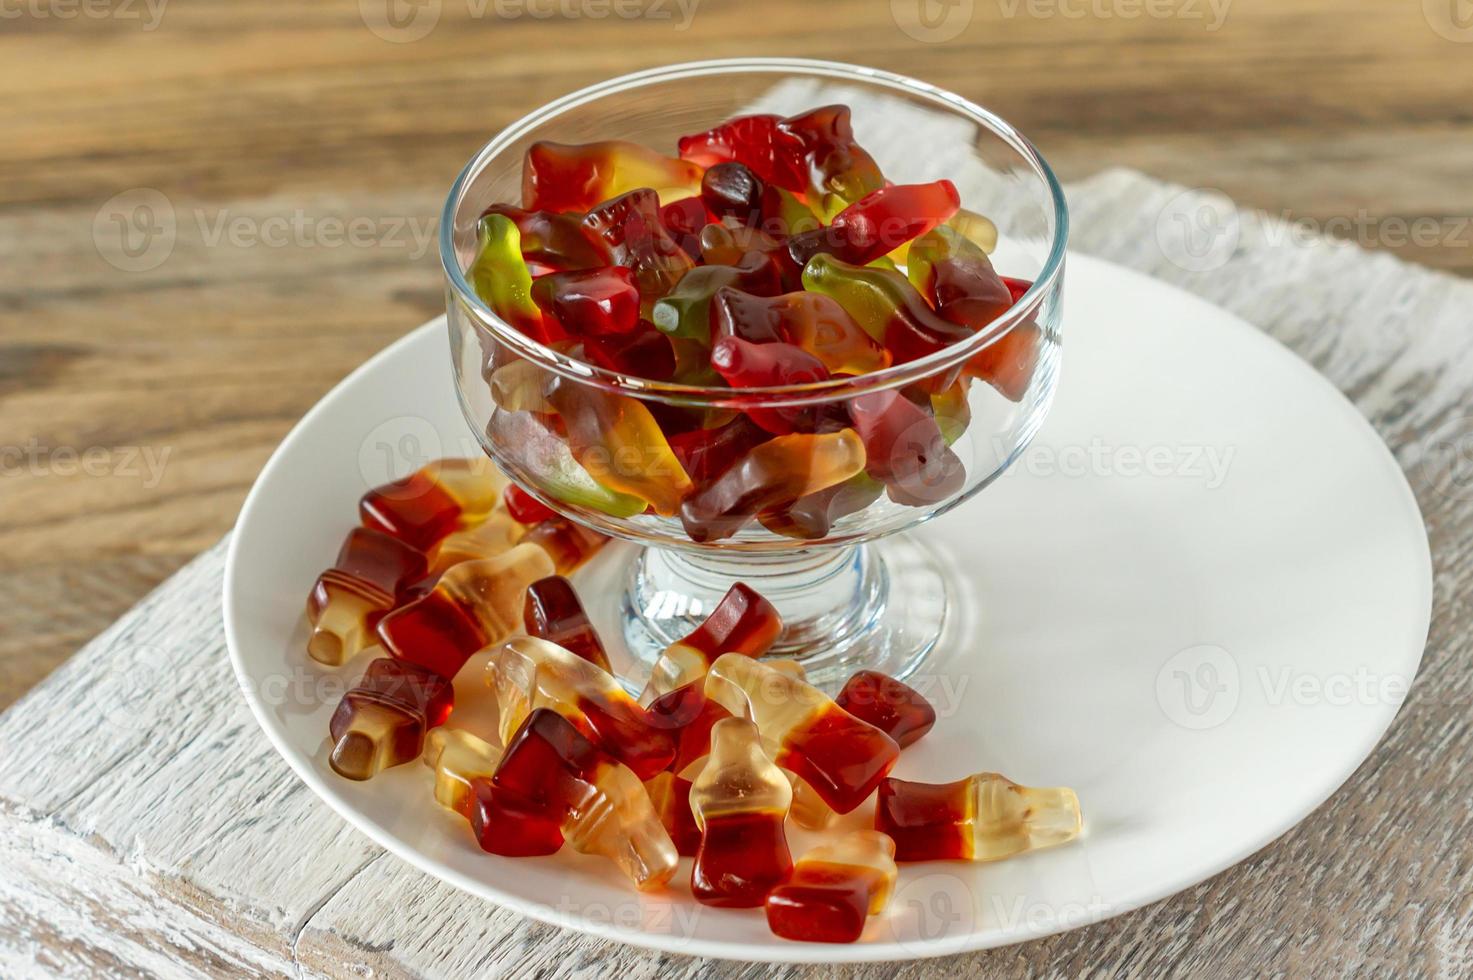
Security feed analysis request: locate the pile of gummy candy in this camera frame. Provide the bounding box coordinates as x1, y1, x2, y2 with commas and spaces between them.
307, 455, 1082, 944
472, 104, 1041, 544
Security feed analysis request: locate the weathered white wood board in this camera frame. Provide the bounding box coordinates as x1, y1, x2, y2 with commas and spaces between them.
1, 169, 1469, 979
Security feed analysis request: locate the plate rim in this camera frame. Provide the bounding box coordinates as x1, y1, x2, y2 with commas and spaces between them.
223, 252, 1433, 963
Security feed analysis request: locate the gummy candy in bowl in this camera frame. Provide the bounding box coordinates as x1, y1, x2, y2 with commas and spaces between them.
440, 58, 1067, 685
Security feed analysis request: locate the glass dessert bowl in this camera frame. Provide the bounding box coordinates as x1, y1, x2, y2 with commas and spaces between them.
441, 58, 1067, 687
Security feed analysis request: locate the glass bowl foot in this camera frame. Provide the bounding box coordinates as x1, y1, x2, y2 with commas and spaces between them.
621, 535, 952, 691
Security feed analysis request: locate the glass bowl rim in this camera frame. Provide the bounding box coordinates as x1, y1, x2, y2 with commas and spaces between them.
439, 56, 1069, 407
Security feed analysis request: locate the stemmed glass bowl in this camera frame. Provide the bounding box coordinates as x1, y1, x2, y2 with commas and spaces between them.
441, 58, 1067, 686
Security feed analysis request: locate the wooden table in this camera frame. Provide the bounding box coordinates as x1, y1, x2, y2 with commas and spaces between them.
2, 0, 1471, 711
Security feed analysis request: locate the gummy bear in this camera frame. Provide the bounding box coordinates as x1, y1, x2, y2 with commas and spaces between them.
757, 472, 884, 541
709, 337, 831, 435
679, 106, 885, 205
649, 252, 782, 345
847, 388, 966, 506
481, 203, 612, 275
492, 708, 679, 889
777, 105, 886, 204
486, 636, 675, 779
545, 378, 692, 516
307, 527, 428, 666
582, 188, 695, 312
523, 575, 611, 672
328, 658, 453, 780
786, 181, 960, 269
377, 543, 554, 679
765, 831, 898, 943
712, 288, 890, 376
689, 717, 794, 907
360, 457, 508, 552
835, 670, 937, 748
522, 139, 703, 213
679, 429, 867, 542
666, 414, 772, 489
577, 322, 679, 382
801, 253, 973, 368
531, 266, 641, 337
639, 582, 783, 703
705, 653, 899, 813
677, 113, 807, 191
875, 772, 1082, 862
469, 214, 553, 342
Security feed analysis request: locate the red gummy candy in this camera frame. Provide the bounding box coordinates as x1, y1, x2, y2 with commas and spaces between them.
532, 266, 641, 337
503, 484, 556, 525
835, 670, 937, 748
711, 337, 830, 434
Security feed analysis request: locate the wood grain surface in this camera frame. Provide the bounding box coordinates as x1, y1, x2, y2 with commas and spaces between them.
1, 168, 1468, 978
2, 0, 1472, 711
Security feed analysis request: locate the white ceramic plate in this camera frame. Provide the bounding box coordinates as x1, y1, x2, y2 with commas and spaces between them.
224, 254, 1432, 962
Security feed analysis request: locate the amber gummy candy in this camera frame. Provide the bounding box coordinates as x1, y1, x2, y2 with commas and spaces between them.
359, 458, 506, 551
487, 636, 675, 779
492, 708, 678, 889
765, 831, 898, 943
875, 772, 1081, 862
377, 543, 554, 679
689, 717, 794, 907
640, 582, 783, 703
307, 527, 427, 666
705, 654, 900, 814
835, 670, 937, 748
328, 658, 453, 781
